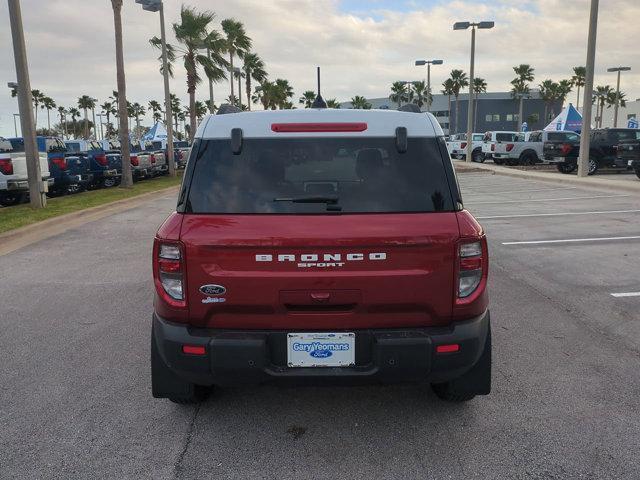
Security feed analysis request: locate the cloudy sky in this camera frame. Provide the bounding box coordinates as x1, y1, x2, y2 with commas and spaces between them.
1, 0, 638, 136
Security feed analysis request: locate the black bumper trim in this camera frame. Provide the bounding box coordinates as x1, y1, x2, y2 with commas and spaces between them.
152, 311, 490, 387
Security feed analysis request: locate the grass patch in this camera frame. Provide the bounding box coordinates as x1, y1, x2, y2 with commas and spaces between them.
0, 173, 182, 234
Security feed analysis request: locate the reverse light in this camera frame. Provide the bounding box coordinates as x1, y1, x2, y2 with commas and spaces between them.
0, 158, 13, 175
458, 241, 483, 298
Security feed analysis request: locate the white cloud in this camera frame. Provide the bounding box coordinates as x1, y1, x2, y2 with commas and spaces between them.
0, 0, 638, 136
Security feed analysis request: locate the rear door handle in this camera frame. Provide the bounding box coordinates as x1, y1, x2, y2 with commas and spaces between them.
310, 293, 331, 303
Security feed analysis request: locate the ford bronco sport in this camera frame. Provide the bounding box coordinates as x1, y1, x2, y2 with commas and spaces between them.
152, 107, 491, 404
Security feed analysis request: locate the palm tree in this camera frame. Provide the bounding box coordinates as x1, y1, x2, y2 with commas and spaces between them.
31, 89, 45, 126
606, 90, 626, 126
57, 106, 67, 138
41, 96, 56, 131
299, 90, 316, 108
148, 100, 163, 122
441, 79, 455, 133
593, 85, 612, 128
78, 95, 95, 139
170, 94, 182, 132
194, 100, 208, 122
411, 80, 431, 109
571, 66, 586, 110
68, 107, 80, 124
510, 64, 535, 130
539, 79, 557, 124
221, 18, 252, 102
242, 52, 266, 111
449, 70, 469, 133
556, 80, 573, 111
110, 0, 133, 187
153, 7, 229, 142
100, 101, 114, 136
326, 99, 340, 109
389, 81, 408, 108
253, 81, 278, 110
273, 78, 294, 109
350, 96, 371, 110
130, 102, 146, 137
472, 78, 487, 131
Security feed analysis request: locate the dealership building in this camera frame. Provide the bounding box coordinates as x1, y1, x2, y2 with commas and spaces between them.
341, 91, 563, 135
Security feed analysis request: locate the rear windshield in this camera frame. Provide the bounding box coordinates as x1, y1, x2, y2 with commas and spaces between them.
548, 132, 580, 142
610, 130, 640, 142
186, 137, 454, 214
0, 139, 13, 153
496, 133, 517, 141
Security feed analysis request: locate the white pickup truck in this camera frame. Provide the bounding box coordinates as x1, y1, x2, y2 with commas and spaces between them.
0, 137, 52, 206
447, 133, 486, 162
492, 130, 580, 166
481, 131, 519, 164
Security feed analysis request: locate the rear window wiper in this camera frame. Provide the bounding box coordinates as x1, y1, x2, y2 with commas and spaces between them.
273, 195, 342, 211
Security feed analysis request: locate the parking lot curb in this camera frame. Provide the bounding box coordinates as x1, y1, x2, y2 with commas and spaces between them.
0, 185, 180, 257
453, 161, 640, 195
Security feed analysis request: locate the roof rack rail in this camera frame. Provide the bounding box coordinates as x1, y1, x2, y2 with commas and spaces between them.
217, 104, 242, 115
398, 104, 422, 114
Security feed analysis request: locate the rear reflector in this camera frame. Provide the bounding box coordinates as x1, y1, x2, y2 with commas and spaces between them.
182, 345, 206, 355
436, 344, 460, 354
271, 122, 368, 133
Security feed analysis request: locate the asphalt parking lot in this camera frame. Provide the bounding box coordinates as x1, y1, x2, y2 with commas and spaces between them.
1, 173, 639, 479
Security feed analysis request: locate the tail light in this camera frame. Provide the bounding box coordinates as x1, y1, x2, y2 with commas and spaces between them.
506, 143, 514, 152
130, 155, 139, 166
0, 158, 13, 175
51, 157, 67, 170
150, 154, 156, 164
153, 240, 186, 308
457, 240, 485, 299
560, 143, 573, 156
461, 142, 467, 149
95, 154, 108, 166
491, 144, 496, 152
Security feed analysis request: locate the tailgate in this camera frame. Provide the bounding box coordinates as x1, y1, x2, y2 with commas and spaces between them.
180, 213, 459, 330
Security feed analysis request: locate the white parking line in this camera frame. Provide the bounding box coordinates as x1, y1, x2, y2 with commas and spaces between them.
611, 292, 640, 298
502, 236, 640, 245
464, 187, 579, 196
472, 194, 631, 205
478, 209, 640, 220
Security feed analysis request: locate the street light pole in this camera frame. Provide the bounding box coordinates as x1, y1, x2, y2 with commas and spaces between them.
13, 113, 20, 137
454, 21, 494, 163
8, 0, 45, 208
577, 0, 599, 178
607, 66, 630, 128
136, 0, 175, 176
207, 47, 215, 113
415, 59, 443, 112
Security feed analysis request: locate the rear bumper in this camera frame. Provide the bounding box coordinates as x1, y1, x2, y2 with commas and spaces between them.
152, 310, 490, 387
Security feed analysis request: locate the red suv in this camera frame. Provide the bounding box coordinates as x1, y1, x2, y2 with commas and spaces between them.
152, 107, 491, 404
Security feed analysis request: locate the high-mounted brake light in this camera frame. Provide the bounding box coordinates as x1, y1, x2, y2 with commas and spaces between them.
0, 158, 13, 175
271, 122, 368, 133
458, 241, 484, 299
130, 155, 139, 166
95, 154, 108, 166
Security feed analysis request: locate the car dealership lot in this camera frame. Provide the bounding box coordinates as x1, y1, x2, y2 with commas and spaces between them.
1, 175, 639, 479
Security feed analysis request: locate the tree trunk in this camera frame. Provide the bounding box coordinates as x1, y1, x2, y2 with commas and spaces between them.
454, 95, 459, 133
188, 83, 196, 143
447, 95, 451, 134
576, 85, 581, 110
246, 74, 251, 111
83, 107, 89, 139
544, 104, 548, 126
229, 52, 235, 100
47, 109, 51, 131
112, 0, 133, 188
474, 91, 478, 131
518, 97, 524, 131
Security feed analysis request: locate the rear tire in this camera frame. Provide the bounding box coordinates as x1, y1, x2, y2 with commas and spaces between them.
0, 193, 26, 206
472, 149, 485, 163
520, 152, 537, 166
151, 327, 211, 404
493, 158, 504, 165
103, 177, 118, 188
431, 323, 492, 402
588, 158, 599, 176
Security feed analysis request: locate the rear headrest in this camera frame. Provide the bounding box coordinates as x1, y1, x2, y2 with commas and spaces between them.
356, 148, 384, 179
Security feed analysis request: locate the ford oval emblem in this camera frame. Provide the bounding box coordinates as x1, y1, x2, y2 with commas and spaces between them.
199, 284, 226, 296
310, 350, 333, 359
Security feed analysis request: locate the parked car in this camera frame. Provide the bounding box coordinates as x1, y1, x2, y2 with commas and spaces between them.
151, 108, 491, 404
171, 141, 191, 168
448, 133, 485, 162
129, 142, 154, 180
65, 140, 122, 188
0, 137, 53, 206
446, 133, 464, 158
546, 128, 639, 175
494, 130, 580, 166
8, 137, 91, 196
147, 141, 168, 176
481, 131, 518, 164
616, 132, 640, 179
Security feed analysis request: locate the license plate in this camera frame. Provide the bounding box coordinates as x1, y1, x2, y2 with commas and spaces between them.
287, 332, 355, 367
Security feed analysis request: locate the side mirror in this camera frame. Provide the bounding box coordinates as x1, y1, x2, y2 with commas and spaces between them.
395, 127, 408, 153
231, 128, 243, 155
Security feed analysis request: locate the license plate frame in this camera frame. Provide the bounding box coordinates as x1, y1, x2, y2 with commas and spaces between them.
287, 332, 355, 368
